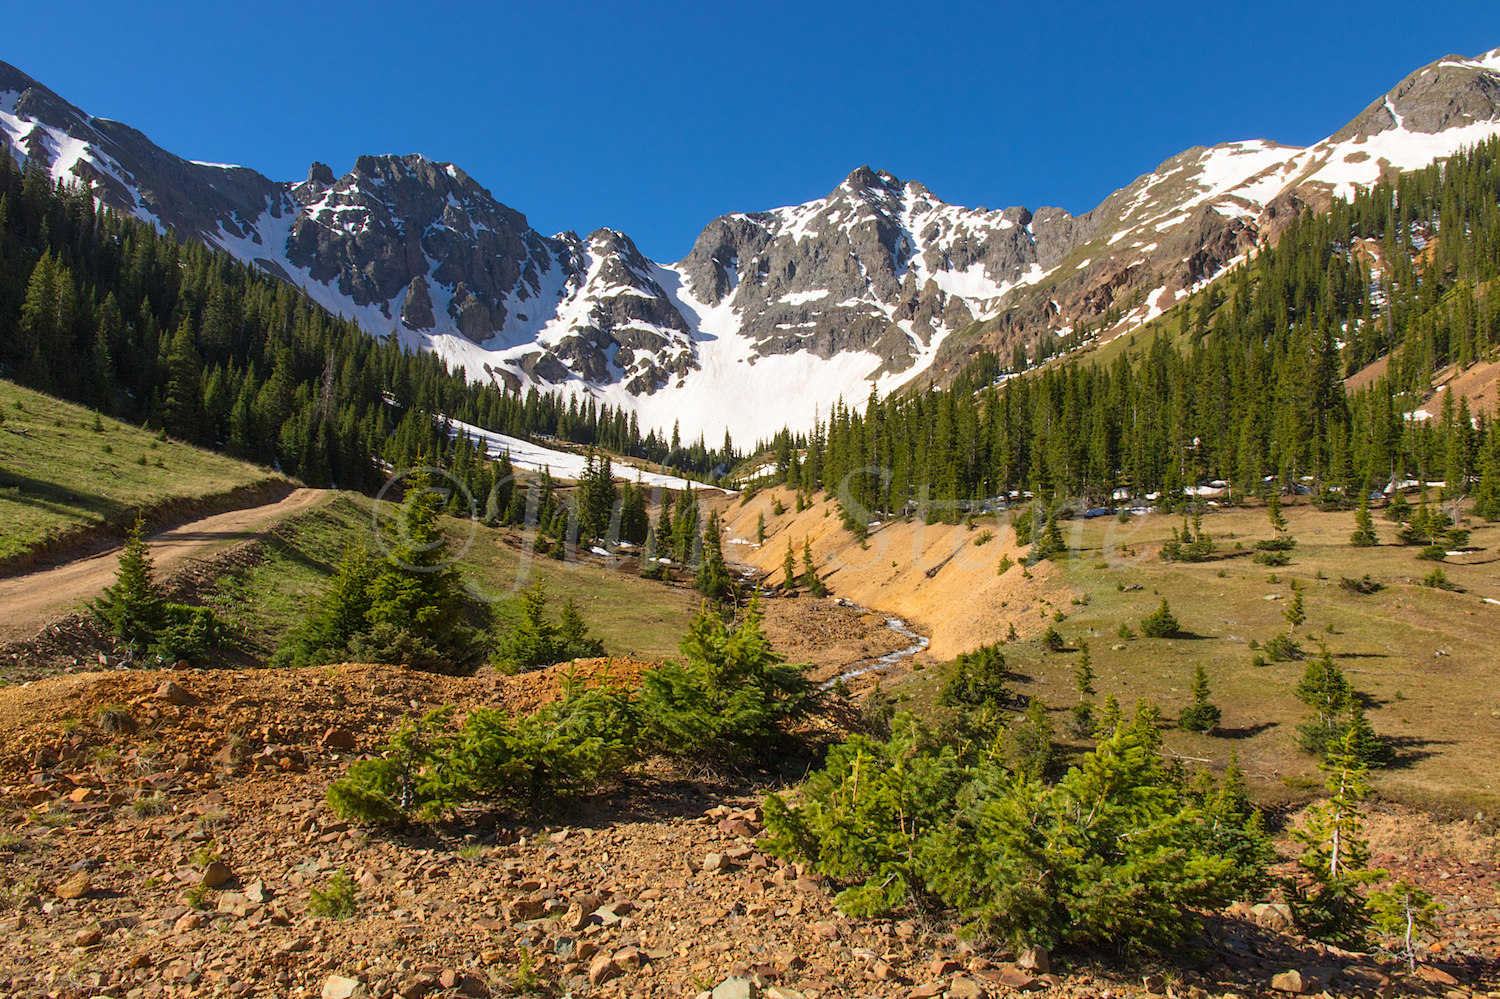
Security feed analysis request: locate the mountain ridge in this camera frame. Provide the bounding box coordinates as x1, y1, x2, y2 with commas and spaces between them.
4, 48, 1500, 441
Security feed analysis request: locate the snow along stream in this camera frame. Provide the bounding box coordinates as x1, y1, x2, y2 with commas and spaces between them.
821, 613, 930, 690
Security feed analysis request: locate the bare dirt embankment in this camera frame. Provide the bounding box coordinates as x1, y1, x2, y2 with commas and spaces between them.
0, 488, 328, 645
718, 486, 1075, 662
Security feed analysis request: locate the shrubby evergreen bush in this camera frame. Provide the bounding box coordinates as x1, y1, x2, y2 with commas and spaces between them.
327, 676, 637, 823
277, 468, 484, 672
638, 599, 819, 763
763, 704, 1273, 953
938, 644, 1011, 711
490, 578, 604, 673
1178, 663, 1222, 733
329, 600, 819, 824
1292, 647, 1390, 766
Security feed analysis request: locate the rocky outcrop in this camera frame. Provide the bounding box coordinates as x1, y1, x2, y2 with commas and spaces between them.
0, 62, 281, 247
400, 276, 435, 331
1332, 53, 1500, 140
283, 154, 562, 338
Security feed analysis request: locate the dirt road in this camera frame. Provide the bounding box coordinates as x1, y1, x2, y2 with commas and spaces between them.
0, 488, 328, 642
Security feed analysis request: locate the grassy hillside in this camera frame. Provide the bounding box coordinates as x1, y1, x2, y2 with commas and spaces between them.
0, 380, 286, 570
724, 486, 1500, 813
206, 493, 702, 665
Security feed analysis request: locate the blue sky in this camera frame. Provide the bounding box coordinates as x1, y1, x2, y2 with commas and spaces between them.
7, 2, 1500, 260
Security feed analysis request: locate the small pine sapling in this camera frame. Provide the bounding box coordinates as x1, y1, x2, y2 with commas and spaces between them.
1140, 598, 1179, 638
1283, 580, 1306, 635
1178, 663, 1222, 733
1008, 697, 1054, 780
1267, 492, 1287, 535
800, 537, 828, 597
1350, 487, 1378, 547
1366, 879, 1441, 971
1068, 642, 1097, 735
1286, 734, 1386, 947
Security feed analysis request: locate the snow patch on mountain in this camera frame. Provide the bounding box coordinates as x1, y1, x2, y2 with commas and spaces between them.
446, 418, 709, 491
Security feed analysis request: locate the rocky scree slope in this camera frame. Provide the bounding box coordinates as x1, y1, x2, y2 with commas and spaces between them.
6, 49, 1500, 438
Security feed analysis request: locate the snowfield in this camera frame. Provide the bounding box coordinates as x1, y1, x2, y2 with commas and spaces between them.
447, 418, 722, 492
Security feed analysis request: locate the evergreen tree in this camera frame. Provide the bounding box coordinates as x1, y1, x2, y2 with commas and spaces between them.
1072, 641, 1096, 702
494, 578, 561, 672
1367, 879, 1442, 971
1286, 734, 1386, 946
557, 595, 605, 659
1350, 488, 1378, 546
1267, 492, 1288, 536
939, 643, 1011, 711
1294, 645, 1354, 758
365, 467, 466, 646
801, 537, 828, 597
619, 478, 649, 545
1009, 696, 1054, 780
1140, 598, 1179, 638
274, 545, 377, 667
782, 538, 797, 589
92, 514, 164, 651
577, 449, 617, 544
638, 598, 818, 762
1067, 641, 1096, 736
696, 510, 733, 600
1283, 580, 1306, 635
1472, 451, 1500, 521
160, 319, 205, 442
1342, 692, 1391, 768
1178, 663, 1223, 733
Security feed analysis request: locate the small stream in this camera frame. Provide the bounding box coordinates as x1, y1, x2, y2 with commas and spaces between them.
821, 613, 930, 690
731, 557, 930, 690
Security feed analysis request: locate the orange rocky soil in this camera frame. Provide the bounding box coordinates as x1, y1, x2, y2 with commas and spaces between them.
716, 488, 1075, 662
0, 663, 1496, 999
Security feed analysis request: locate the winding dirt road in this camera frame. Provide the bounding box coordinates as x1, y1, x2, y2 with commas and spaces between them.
0, 488, 329, 643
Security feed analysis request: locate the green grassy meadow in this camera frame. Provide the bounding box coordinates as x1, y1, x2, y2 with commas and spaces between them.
886, 498, 1500, 814
0, 380, 280, 567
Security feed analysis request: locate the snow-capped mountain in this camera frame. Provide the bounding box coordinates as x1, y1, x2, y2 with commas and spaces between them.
932, 47, 1500, 378
4, 48, 1500, 442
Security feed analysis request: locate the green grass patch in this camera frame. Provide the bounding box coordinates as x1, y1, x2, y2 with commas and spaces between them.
0, 379, 279, 565
885, 501, 1500, 812
207, 492, 699, 665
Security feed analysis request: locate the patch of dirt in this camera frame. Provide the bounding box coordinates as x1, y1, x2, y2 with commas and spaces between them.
1344, 353, 1390, 396
0, 658, 658, 788
757, 599, 911, 686
1429, 359, 1500, 417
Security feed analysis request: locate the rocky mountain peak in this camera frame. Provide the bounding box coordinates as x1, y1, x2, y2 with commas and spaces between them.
1331, 48, 1500, 142
841, 164, 888, 193
8, 46, 1500, 441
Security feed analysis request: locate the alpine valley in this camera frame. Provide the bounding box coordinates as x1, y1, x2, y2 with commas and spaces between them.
5, 49, 1500, 442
